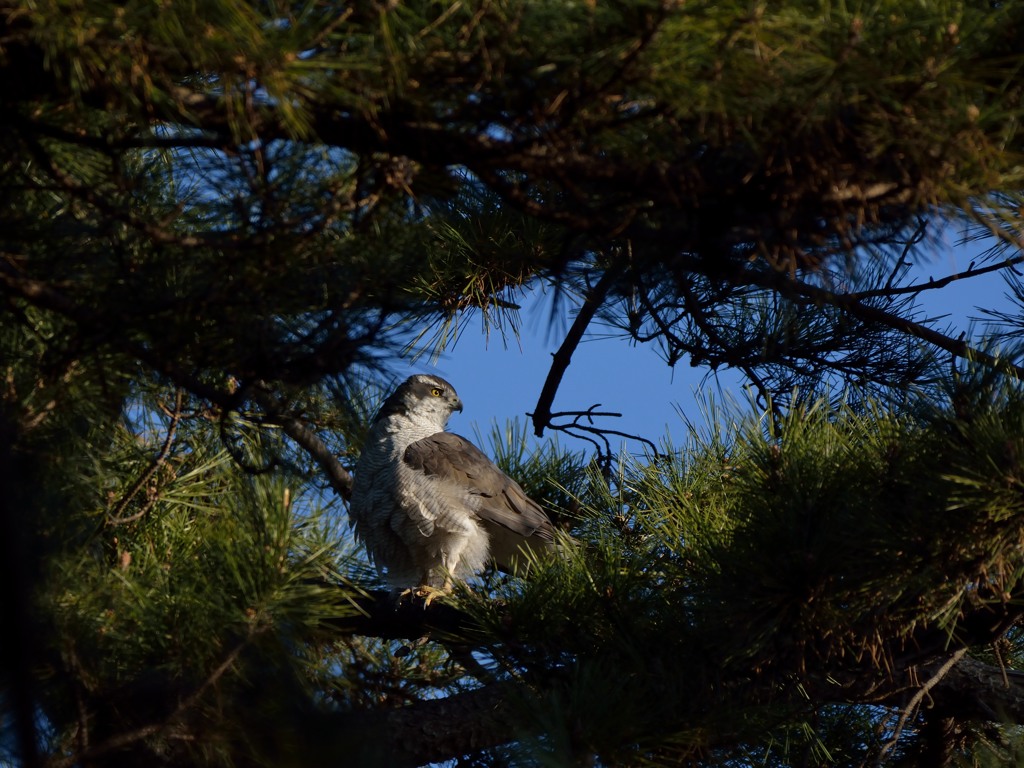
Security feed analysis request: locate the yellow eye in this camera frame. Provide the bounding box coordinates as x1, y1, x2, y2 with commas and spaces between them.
430, 387, 443, 397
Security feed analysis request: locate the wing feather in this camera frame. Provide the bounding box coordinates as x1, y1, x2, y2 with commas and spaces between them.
403, 433, 555, 549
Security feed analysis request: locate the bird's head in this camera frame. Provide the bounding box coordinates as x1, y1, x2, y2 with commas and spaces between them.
376, 374, 464, 428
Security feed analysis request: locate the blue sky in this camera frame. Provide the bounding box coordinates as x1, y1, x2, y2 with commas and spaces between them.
414, 295, 721, 452
390, 230, 1017, 458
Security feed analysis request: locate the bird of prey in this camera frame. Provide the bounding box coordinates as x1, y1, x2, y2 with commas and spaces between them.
349, 374, 556, 597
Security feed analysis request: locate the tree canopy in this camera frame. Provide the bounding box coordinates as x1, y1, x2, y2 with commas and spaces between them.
3, 0, 1024, 765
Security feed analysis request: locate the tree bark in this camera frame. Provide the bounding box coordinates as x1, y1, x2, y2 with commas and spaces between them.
327, 680, 530, 768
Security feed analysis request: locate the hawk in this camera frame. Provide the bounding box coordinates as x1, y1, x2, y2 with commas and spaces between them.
349, 374, 556, 595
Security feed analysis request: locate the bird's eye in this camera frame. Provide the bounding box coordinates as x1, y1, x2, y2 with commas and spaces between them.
430, 387, 443, 397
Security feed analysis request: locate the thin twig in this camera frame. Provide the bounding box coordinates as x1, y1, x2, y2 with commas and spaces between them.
993, 640, 1011, 689
545, 407, 660, 455
106, 389, 184, 526
852, 253, 1024, 301
882, 217, 928, 291
873, 648, 968, 767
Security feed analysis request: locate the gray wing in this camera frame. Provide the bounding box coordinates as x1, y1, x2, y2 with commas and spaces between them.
403, 432, 555, 568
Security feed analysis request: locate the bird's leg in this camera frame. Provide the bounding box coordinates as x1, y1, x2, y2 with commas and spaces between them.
400, 539, 466, 607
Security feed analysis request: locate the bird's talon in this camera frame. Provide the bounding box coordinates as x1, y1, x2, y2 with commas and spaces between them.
414, 586, 449, 607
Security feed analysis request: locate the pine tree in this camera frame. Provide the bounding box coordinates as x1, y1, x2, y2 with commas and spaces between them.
3, 1, 1024, 765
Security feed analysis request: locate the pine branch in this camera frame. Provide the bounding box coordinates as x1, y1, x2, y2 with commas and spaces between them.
320, 587, 1024, 765
683, 256, 1024, 380
324, 637, 1024, 768
251, 384, 354, 501
891, 655, 1024, 725
775, 273, 1024, 378
323, 589, 481, 641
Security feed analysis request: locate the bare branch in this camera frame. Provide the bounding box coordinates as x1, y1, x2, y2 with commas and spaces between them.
852, 254, 1024, 301
532, 257, 626, 438
540, 406, 660, 465
874, 648, 968, 766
